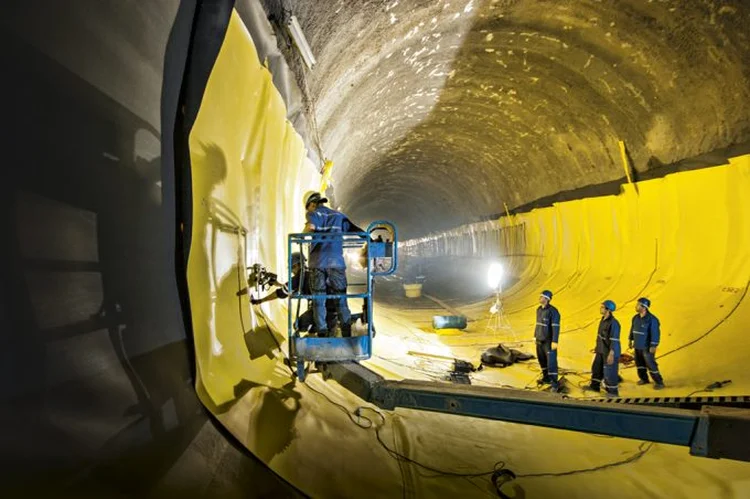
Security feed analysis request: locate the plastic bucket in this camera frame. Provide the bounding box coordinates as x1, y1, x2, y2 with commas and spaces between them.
403, 283, 423, 298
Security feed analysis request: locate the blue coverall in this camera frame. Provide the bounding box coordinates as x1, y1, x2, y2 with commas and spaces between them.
629, 312, 664, 385
591, 315, 621, 396
306, 205, 353, 336
534, 304, 561, 388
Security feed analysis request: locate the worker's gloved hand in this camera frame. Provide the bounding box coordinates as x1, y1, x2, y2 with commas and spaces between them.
607, 351, 615, 365
649, 346, 656, 354
550, 342, 558, 351
250, 298, 261, 305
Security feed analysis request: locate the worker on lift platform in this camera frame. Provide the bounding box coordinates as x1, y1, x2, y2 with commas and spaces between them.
534, 290, 561, 392
629, 297, 665, 389
303, 191, 362, 338
587, 300, 621, 397
250, 252, 336, 334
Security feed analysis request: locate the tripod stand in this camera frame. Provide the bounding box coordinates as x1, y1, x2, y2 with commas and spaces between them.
485, 288, 519, 343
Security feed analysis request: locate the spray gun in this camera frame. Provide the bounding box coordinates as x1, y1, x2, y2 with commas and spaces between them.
237, 263, 279, 296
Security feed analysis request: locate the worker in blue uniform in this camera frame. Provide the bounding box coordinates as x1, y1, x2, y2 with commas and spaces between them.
586, 300, 621, 397
534, 290, 561, 392
250, 252, 335, 334
303, 191, 361, 338
629, 297, 665, 389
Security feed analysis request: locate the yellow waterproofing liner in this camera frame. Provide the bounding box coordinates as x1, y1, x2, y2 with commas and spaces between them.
185, 11, 750, 498
478, 153, 750, 395
186, 10, 318, 409
394, 154, 750, 399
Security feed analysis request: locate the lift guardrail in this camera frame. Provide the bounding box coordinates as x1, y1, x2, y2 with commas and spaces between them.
287, 221, 397, 381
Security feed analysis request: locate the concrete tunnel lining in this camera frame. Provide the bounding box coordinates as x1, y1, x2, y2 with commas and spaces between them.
3, 0, 750, 497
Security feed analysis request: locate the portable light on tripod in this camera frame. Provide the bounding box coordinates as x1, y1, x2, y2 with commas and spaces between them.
486, 262, 514, 335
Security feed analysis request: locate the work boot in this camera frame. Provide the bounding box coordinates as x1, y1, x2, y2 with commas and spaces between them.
605, 391, 620, 398
582, 384, 600, 393
637, 379, 650, 386
341, 323, 352, 338
316, 330, 330, 338
654, 383, 665, 390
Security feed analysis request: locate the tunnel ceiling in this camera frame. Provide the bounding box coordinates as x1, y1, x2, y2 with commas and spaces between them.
263, 0, 750, 237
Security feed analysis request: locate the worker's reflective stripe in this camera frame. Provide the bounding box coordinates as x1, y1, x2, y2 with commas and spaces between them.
611, 338, 620, 342
650, 342, 659, 345
536, 322, 547, 326
637, 366, 647, 370
649, 370, 660, 374
632, 331, 645, 335
552, 323, 560, 327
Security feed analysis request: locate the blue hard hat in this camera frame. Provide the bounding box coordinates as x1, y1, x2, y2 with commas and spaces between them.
637, 297, 651, 309
540, 290, 553, 301
602, 300, 616, 312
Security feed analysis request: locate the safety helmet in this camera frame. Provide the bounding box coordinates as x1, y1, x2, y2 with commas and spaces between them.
303, 190, 328, 209
540, 290, 553, 301
602, 300, 617, 312
637, 297, 651, 309
291, 252, 305, 267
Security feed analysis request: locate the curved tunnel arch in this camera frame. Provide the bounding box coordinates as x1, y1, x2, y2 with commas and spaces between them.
273, 0, 750, 238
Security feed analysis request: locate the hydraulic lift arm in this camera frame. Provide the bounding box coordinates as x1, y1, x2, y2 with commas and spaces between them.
321, 362, 750, 462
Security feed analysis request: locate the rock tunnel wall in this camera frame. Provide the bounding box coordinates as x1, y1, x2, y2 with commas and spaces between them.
263, 0, 750, 237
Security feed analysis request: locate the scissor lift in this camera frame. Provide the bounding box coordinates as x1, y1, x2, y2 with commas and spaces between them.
287, 221, 397, 381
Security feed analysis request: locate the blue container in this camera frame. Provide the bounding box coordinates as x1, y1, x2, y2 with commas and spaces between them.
432, 315, 468, 330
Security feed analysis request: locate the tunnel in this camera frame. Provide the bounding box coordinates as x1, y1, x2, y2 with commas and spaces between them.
2, 0, 750, 497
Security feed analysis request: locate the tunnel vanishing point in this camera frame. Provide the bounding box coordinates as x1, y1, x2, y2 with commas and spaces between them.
2, 0, 750, 498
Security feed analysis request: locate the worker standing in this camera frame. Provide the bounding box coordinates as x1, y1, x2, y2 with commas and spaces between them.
587, 300, 621, 397
534, 290, 561, 392
303, 191, 357, 338
629, 297, 665, 389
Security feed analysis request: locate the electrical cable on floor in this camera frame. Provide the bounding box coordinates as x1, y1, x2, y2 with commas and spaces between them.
515, 442, 654, 478
307, 376, 654, 499
374, 422, 508, 479
245, 294, 512, 484
304, 382, 375, 429
244, 267, 657, 493
683, 380, 732, 399
307, 382, 510, 477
